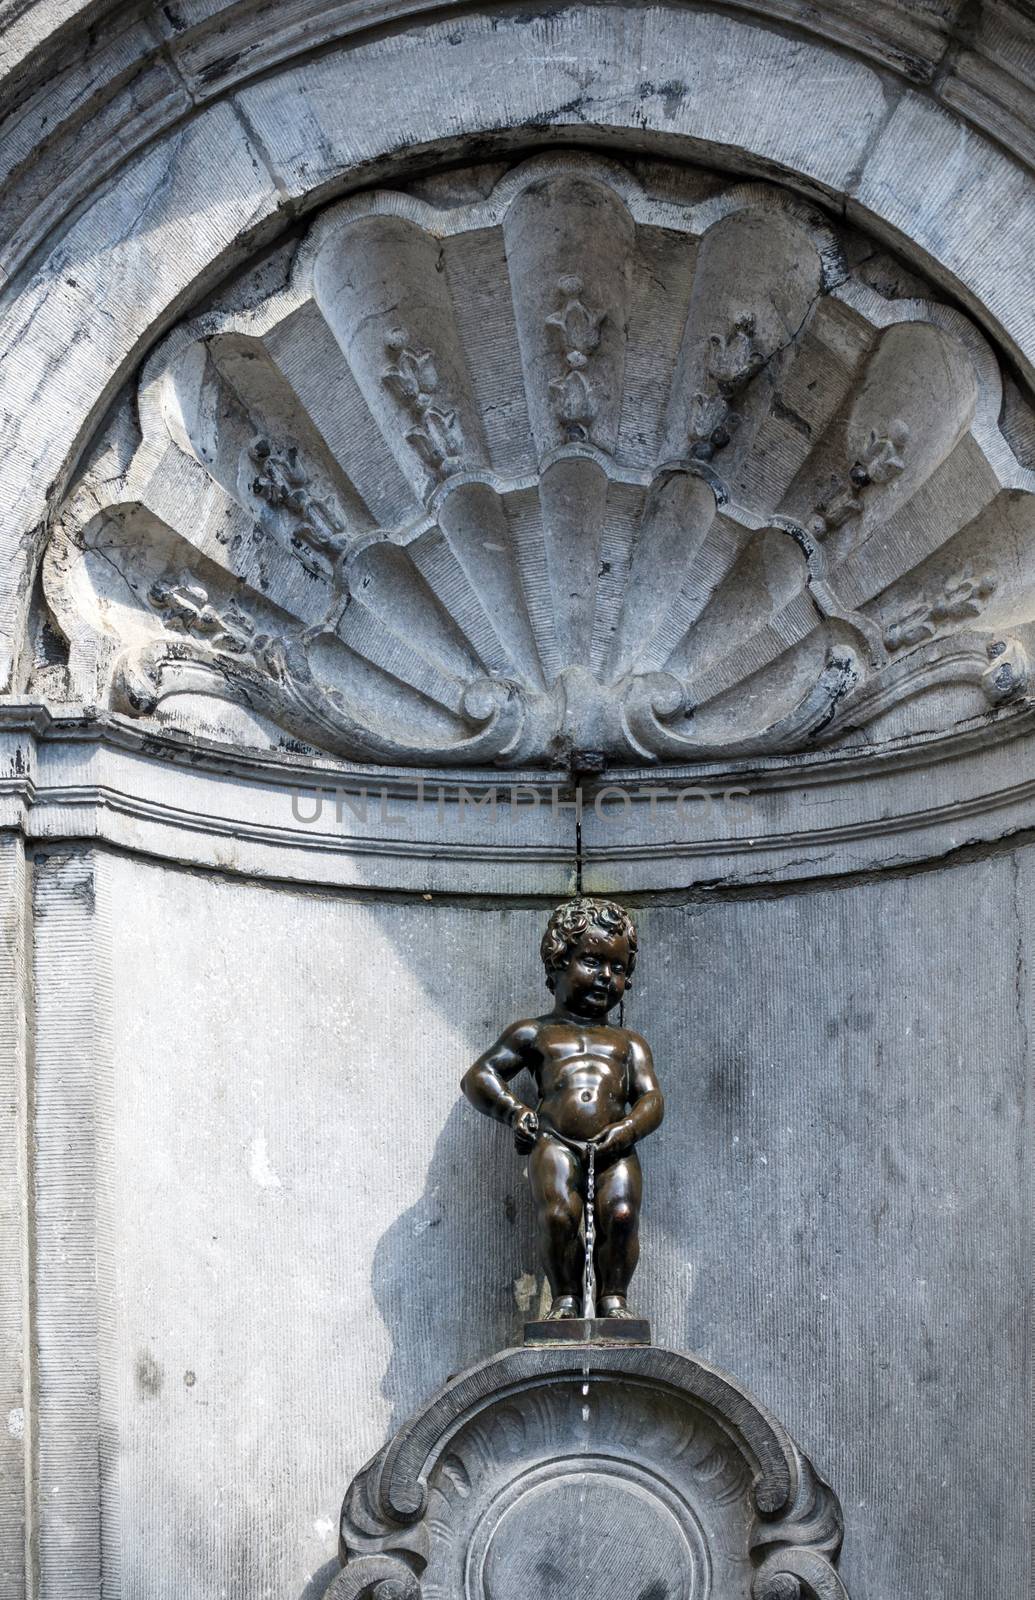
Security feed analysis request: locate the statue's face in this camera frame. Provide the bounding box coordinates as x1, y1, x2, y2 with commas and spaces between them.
553, 925, 631, 1018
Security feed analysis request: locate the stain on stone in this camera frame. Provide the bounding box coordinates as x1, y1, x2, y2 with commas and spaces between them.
524, 96, 592, 127
506, 5, 568, 27
892, 49, 934, 84
637, 78, 685, 117
881, 1141, 905, 1188
918, 1326, 940, 1385
135, 1350, 163, 1398
36, 617, 68, 669
197, 51, 243, 86
67, 868, 96, 915
706, 1056, 747, 1114
770, 395, 812, 439
659, 79, 686, 118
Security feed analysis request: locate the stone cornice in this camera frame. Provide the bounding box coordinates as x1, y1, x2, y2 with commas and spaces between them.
1, 695, 1031, 795
1, 699, 1033, 892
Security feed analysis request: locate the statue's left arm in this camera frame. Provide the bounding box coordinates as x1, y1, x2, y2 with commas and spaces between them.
594, 1032, 663, 1158
625, 1032, 664, 1143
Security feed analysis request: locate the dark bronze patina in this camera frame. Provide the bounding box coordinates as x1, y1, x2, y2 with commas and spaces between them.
461, 898, 664, 1322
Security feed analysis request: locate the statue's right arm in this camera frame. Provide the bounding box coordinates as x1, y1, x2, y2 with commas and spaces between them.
461, 1020, 538, 1127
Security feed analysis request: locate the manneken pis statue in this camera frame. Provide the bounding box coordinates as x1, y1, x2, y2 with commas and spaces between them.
461, 897, 664, 1321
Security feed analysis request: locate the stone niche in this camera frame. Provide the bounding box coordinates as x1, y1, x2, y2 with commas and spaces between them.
4, 127, 1034, 1600
38, 152, 1035, 776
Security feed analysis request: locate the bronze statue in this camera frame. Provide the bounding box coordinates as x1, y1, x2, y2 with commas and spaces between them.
461, 897, 664, 1321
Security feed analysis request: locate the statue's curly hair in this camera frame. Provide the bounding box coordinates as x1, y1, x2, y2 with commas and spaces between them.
540, 896, 638, 992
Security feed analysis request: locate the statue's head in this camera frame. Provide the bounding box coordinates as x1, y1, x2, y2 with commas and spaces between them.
540, 896, 638, 1018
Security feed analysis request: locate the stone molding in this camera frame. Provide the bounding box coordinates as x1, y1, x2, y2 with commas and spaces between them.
0, 1, 1033, 297
328, 1342, 850, 1600
1, 703, 1033, 892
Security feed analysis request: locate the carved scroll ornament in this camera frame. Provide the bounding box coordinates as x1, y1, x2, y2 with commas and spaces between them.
324, 1344, 851, 1600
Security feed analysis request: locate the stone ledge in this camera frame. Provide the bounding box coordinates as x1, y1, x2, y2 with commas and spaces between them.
1, 702, 1033, 891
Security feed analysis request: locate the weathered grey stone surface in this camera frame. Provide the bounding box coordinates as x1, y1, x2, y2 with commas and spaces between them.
19, 843, 1031, 1599
31, 850, 116, 1600
0, 834, 29, 1598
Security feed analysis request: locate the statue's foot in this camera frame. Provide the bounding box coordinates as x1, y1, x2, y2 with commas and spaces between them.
545, 1295, 581, 1321
599, 1294, 635, 1319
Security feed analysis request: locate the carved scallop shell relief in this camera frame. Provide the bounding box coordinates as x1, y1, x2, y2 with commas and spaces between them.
40, 154, 1035, 769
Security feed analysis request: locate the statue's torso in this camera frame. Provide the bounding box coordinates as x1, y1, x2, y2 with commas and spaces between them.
530, 1021, 631, 1142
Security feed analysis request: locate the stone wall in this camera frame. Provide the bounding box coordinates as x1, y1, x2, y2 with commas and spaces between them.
18, 842, 1032, 1598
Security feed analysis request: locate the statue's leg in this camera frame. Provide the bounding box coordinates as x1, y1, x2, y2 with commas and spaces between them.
593, 1151, 642, 1311
528, 1137, 584, 1311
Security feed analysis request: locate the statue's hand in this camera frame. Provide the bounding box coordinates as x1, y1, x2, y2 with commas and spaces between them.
593, 1119, 635, 1160
512, 1106, 539, 1153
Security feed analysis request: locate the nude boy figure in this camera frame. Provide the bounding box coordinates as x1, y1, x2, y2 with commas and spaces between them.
461, 897, 664, 1321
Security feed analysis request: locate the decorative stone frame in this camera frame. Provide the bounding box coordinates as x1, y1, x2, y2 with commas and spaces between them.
329, 1343, 850, 1600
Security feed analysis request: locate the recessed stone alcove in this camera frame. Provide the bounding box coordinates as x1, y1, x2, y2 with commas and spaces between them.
38, 152, 1035, 777
0, 6, 1032, 1600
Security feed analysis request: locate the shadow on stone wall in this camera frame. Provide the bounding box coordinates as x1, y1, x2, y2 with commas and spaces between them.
297, 1090, 536, 1600
370, 1097, 539, 1433
297, 1556, 339, 1600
